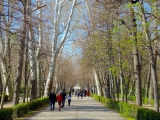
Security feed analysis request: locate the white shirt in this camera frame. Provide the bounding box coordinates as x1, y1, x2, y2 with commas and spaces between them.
67, 94, 71, 100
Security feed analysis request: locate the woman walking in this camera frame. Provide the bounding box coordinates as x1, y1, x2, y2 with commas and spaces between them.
56, 92, 63, 111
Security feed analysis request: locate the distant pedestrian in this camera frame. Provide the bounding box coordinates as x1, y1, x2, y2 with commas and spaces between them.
71, 89, 74, 95
56, 92, 63, 111
49, 90, 56, 111
77, 90, 80, 99
67, 92, 72, 107
87, 90, 90, 97
75, 90, 77, 96
61, 90, 66, 108
80, 90, 83, 99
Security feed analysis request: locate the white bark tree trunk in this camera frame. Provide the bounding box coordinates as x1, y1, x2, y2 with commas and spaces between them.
130, 5, 142, 106
36, 1, 43, 98
140, 2, 159, 112
0, 0, 14, 99
44, 0, 77, 96
28, 27, 37, 100
93, 69, 101, 96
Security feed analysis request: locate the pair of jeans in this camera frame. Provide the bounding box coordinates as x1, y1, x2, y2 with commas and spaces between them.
50, 100, 55, 111
68, 99, 71, 106
61, 99, 65, 107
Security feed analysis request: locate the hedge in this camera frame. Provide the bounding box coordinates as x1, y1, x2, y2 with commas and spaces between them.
0, 97, 49, 120
91, 94, 160, 120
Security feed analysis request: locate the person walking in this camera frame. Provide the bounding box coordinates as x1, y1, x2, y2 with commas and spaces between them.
67, 92, 71, 107
77, 90, 80, 99
87, 90, 90, 97
49, 90, 56, 111
56, 92, 63, 111
80, 90, 83, 99
61, 90, 66, 108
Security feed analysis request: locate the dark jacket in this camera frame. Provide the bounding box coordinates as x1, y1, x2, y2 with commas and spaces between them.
49, 93, 56, 102
61, 92, 66, 100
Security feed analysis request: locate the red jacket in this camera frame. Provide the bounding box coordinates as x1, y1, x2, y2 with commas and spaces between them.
57, 94, 63, 102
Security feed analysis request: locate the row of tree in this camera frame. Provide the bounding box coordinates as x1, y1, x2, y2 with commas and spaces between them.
0, 0, 160, 114
78, 0, 160, 112
0, 0, 87, 109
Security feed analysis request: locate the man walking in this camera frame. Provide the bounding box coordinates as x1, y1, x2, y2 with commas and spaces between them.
61, 89, 66, 108
49, 90, 56, 111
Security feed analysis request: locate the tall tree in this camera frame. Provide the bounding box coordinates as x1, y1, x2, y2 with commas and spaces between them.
44, 0, 80, 96
13, 0, 27, 105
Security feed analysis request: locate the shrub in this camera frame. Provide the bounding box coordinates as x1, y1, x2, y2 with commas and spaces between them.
137, 108, 160, 120
0, 96, 49, 120
0, 108, 13, 120
12, 103, 29, 118
91, 94, 160, 120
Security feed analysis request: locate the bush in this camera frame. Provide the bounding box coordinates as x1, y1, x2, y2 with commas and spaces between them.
0, 96, 49, 120
0, 108, 13, 120
91, 94, 160, 120
28, 97, 49, 111
12, 103, 29, 118
137, 108, 160, 120
127, 95, 136, 102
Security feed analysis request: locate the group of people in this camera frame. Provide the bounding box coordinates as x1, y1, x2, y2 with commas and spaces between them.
49, 90, 72, 111
75, 89, 90, 99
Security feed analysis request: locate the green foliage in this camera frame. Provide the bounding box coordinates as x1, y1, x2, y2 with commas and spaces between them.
127, 96, 136, 102
91, 94, 160, 120
12, 103, 29, 118
0, 108, 13, 120
0, 97, 49, 119
28, 97, 49, 111
20, 86, 25, 94
137, 108, 160, 120
127, 95, 155, 107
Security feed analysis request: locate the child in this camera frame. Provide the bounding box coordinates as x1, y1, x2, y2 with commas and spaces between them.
66, 92, 71, 107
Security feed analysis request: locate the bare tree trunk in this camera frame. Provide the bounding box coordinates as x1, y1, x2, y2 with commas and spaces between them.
130, 6, 142, 106
106, 73, 110, 98
28, 0, 37, 100
145, 64, 151, 98
23, 40, 30, 103
0, 0, 14, 98
0, 70, 10, 109
149, 76, 154, 104
36, 0, 44, 98
116, 78, 120, 101
0, 72, 3, 94
140, 2, 159, 112
129, 80, 135, 96
125, 73, 131, 103
44, 0, 77, 96
118, 36, 125, 102
13, 0, 26, 105
93, 69, 101, 96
